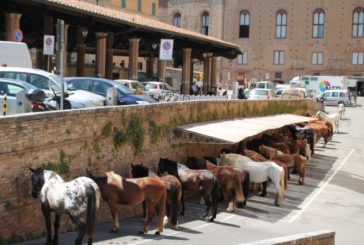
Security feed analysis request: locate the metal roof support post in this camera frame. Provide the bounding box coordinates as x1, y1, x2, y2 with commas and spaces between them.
157, 59, 166, 81
182, 48, 192, 95
128, 38, 140, 80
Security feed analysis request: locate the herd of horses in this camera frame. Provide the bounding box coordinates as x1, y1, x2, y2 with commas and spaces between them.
29, 110, 340, 245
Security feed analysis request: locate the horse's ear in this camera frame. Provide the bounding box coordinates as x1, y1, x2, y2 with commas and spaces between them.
29, 167, 35, 173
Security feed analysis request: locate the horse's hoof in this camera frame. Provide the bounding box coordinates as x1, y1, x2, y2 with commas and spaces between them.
237, 201, 246, 209
299, 180, 304, 185
260, 192, 267, 197
226, 208, 234, 213
274, 201, 280, 207
110, 227, 118, 233
206, 216, 214, 222
171, 223, 178, 230
154, 231, 161, 236
163, 216, 169, 225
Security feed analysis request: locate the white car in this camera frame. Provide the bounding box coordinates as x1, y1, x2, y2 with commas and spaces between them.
142, 81, 177, 100
0, 67, 106, 109
248, 88, 274, 100
114, 79, 146, 94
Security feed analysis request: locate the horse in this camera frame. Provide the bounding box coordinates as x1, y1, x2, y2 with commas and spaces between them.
218, 153, 285, 206
158, 158, 219, 222
185, 156, 250, 212
259, 145, 307, 185
287, 124, 316, 155
87, 170, 166, 235
29, 167, 100, 245
131, 163, 182, 230
305, 120, 333, 147
316, 111, 340, 133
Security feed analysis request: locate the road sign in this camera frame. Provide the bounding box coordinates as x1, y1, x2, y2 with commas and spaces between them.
13, 29, 23, 42
159, 39, 174, 60
43, 35, 55, 55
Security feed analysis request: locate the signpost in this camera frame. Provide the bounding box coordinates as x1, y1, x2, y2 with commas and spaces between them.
159, 39, 174, 61
43, 35, 55, 55
13, 29, 23, 42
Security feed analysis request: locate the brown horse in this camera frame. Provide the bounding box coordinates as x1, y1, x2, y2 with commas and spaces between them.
87, 170, 166, 235
259, 145, 307, 185
158, 158, 219, 222
131, 163, 182, 230
186, 156, 250, 212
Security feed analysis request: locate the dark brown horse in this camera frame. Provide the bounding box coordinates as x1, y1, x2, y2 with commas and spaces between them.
158, 158, 219, 222
131, 163, 182, 230
185, 156, 249, 212
87, 170, 166, 235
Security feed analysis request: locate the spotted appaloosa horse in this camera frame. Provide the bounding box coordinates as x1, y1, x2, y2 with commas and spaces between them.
30, 167, 100, 245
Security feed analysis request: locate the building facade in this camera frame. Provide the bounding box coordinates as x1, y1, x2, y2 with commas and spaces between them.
159, 0, 364, 84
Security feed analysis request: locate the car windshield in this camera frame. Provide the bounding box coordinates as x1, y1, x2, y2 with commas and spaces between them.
49, 74, 68, 93
256, 83, 266, 88
251, 90, 268, 95
114, 83, 133, 95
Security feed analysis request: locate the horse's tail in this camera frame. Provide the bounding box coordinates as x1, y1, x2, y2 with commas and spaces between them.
157, 187, 167, 233
242, 171, 250, 202
86, 184, 99, 239
169, 181, 180, 229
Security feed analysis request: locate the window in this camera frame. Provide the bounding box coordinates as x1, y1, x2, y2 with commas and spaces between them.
138, 0, 142, 12
152, 3, 156, 16
352, 52, 364, 64
30, 75, 49, 89
173, 13, 181, 27
275, 72, 282, 79
138, 62, 143, 70
274, 51, 285, 65
313, 9, 325, 38
239, 11, 250, 38
276, 10, 287, 39
201, 12, 209, 35
312, 52, 323, 65
237, 51, 248, 64
353, 8, 364, 37
121, 0, 126, 8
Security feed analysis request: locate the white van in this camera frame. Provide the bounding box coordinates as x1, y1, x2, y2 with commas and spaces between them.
0, 41, 32, 68
255, 81, 276, 90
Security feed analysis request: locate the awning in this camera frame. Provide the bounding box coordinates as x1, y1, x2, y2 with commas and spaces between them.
176, 114, 316, 144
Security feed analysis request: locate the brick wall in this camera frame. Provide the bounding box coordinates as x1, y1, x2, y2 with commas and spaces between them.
0, 99, 322, 240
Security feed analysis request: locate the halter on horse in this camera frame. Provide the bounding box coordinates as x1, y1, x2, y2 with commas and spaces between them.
131, 163, 182, 230
158, 158, 219, 222
30, 167, 100, 245
87, 170, 167, 235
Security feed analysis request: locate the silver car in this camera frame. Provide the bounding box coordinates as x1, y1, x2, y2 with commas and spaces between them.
319, 90, 350, 106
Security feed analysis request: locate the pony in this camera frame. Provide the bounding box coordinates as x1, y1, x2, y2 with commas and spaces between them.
259, 145, 307, 185
29, 167, 100, 245
185, 156, 250, 212
338, 103, 345, 120
87, 170, 166, 235
218, 153, 285, 206
287, 125, 316, 155
130, 163, 182, 230
305, 120, 333, 147
158, 158, 219, 222
316, 111, 340, 133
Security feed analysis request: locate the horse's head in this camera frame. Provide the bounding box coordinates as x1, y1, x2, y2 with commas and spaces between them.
131, 163, 149, 178
29, 167, 45, 198
158, 158, 177, 176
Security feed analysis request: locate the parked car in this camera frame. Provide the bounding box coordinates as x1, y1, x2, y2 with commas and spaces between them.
255, 81, 276, 90
65, 77, 157, 105
0, 67, 106, 109
114, 79, 146, 94
317, 89, 350, 106
275, 88, 306, 99
143, 81, 178, 101
248, 88, 274, 100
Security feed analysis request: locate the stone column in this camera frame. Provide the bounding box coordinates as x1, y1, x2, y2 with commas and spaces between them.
211, 57, 217, 94
157, 60, 166, 81
105, 32, 114, 79
182, 48, 192, 95
128, 38, 140, 80
43, 14, 54, 72
5, 12, 22, 41
190, 59, 194, 90
96, 32, 107, 77
76, 27, 87, 77
203, 53, 213, 94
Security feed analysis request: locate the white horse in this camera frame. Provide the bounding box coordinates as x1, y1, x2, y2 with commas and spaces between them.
30, 167, 101, 245
316, 111, 340, 133
218, 153, 285, 206
338, 103, 345, 120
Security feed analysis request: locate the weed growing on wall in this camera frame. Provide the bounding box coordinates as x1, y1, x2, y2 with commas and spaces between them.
101, 121, 113, 137
42, 150, 70, 174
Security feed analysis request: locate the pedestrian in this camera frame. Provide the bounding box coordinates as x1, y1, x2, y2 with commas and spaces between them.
192, 82, 198, 95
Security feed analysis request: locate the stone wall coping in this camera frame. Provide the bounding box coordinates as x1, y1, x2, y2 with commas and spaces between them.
240, 230, 335, 245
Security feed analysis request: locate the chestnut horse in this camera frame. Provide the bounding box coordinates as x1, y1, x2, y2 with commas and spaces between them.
131, 163, 182, 230
185, 156, 250, 212
158, 158, 219, 222
87, 170, 166, 235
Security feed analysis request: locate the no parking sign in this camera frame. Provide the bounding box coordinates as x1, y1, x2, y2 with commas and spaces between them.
159, 39, 174, 60
13, 29, 23, 42
43, 35, 55, 55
